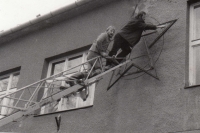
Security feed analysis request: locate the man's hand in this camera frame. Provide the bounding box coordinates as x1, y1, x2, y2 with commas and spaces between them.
157, 24, 166, 28
155, 24, 166, 33
100, 52, 109, 58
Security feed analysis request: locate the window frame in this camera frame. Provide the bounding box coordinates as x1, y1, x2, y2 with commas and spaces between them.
40, 51, 95, 115
189, 1, 200, 86
0, 71, 20, 118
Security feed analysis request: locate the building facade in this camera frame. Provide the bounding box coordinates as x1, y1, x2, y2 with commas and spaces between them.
0, 0, 200, 133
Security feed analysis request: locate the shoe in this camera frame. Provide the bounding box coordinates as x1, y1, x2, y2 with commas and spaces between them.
59, 86, 68, 91
57, 98, 61, 102
76, 79, 85, 86
65, 80, 75, 86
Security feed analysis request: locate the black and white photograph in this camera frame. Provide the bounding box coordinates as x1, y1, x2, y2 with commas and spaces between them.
0, 0, 199, 133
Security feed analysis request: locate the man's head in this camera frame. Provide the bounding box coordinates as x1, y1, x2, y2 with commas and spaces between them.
135, 11, 146, 21
106, 26, 115, 38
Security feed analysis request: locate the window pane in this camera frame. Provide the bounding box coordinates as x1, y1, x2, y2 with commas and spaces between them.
51, 61, 65, 87
0, 77, 9, 92
51, 61, 65, 75
10, 73, 20, 89
58, 94, 77, 110
193, 45, 200, 84
76, 85, 95, 107
0, 99, 3, 112
67, 56, 82, 74
0, 98, 3, 118
193, 5, 200, 40
0, 72, 20, 118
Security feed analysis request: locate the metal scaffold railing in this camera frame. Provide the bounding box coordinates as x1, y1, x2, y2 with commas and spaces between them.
0, 56, 107, 127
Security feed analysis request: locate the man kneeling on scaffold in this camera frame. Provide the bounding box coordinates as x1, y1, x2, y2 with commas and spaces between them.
60, 26, 116, 101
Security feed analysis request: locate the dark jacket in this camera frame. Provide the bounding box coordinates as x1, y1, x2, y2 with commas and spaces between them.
119, 17, 156, 47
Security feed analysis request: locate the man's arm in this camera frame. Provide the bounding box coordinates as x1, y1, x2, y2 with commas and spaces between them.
140, 23, 166, 30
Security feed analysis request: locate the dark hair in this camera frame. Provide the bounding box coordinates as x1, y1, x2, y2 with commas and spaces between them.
135, 11, 146, 19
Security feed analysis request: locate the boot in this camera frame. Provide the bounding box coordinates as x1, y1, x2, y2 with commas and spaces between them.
71, 72, 86, 79
65, 72, 87, 86
59, 86, 68, 91
65, 80, 75, 87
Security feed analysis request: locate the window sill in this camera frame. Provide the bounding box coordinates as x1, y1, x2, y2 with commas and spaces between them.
184, 84, 200, 89
34, 105, 93, 117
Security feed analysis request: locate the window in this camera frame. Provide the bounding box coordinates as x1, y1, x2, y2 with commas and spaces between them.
189, 2, 200, 85
40, 52, 95, 114
0, 71, 20, 119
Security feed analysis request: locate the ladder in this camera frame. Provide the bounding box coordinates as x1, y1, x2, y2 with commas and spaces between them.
0, 19, 177, 127
0, 55, 132, 127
